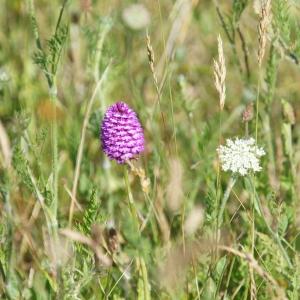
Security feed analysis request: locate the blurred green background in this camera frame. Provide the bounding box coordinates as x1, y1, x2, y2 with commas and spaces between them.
1, 0, 300, 299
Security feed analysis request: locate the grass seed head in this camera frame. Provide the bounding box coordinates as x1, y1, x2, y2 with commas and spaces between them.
242, 103, 254, 122
213, 34, 226, 110
258, 0, 272, 66
184, 205, 204, 236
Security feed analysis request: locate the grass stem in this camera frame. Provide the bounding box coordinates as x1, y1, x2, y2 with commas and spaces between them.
218, 176, 237, 227
69, 63, 110, 227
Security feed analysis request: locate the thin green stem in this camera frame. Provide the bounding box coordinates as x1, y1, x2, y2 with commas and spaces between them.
250, 177, 256, 299
139, 257, 151, 300
155, 0, 174, 156
218, 176, 237, 227
69, 63, 111, 227
123, 168, 150, 299
54, 0, 68, 34
29, 0, 68, 232
49, 84, 61, 299
223, 257, 236, 299
124, 167, 140, 231
214, 109, 222, 263
245, 121, 249, 137
50, 83, 58, 224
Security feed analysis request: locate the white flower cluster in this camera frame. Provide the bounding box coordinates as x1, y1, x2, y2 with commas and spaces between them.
217, 137, 265, 176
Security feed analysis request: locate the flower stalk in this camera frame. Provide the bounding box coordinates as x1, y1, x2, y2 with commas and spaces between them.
50, 83, 58, 224
218, 176, 237, 227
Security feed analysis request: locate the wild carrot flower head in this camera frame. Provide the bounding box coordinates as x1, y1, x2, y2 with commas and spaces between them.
100, 101, 144, 164
217, 137, 265, 176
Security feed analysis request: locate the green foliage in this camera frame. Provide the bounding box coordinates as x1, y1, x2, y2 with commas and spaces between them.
12, 144, 35, 194
88, 110, 102, 138
79, 187, 103, 234
47, 25, 69, 74
33, 25, 68, 78
232, 0, 248, 24
82, 17, 113, 77
273, 0, 291, 43
1, 0, 300, 299
273, 0, 300, 64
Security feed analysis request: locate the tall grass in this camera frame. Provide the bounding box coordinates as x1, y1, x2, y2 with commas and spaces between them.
0, 0, 300, 299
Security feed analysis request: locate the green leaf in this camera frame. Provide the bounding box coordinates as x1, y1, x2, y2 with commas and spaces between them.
215, 256, 227, 279
232, 0, 248, 24
137, 258, 151, 300
201, 277, 217, 300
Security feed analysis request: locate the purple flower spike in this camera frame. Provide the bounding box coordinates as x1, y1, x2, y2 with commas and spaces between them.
100, 101, 145, 164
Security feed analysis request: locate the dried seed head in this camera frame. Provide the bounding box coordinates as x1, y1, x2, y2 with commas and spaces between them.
184, 205, 204, 236
213, 35, 226, 110
242, 103, 254, 122
127, 161, 150, 194
105, 227, 120, 253
122, 4, 150, 31
146, 32, 155, 74
258, 0, 272, 66
282, 99, 295, 125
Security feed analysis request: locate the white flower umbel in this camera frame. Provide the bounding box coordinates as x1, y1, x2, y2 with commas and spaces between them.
217, 137, 265, 176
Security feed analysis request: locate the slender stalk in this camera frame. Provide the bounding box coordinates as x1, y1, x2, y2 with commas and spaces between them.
249, 187, 256, 299
50, 83, 59, 224
106, 260, 134, 298
49, 83, 62, 299
249, 131, 256, 299
54, 0, 68, 34
158, 5, 178, 156
245, 121, 249, 137
69, 63, 110, 227
139, 257, 151, 300
218, 176, 237, 227
28, 0, 58, 245
223, 257, 236, 299
28, 3, 68, 295
214, 110, 222, 263
123, 167, 140, 231
27, 165, 52, 232
123, 168, 150, 298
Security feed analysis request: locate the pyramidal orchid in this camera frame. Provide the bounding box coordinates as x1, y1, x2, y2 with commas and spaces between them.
100, 101, 145, 164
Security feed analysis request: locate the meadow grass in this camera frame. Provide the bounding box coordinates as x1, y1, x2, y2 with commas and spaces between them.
1, 0, 300, 299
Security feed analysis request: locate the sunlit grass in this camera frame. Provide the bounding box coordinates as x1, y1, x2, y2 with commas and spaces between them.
0, 0, 300, 299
